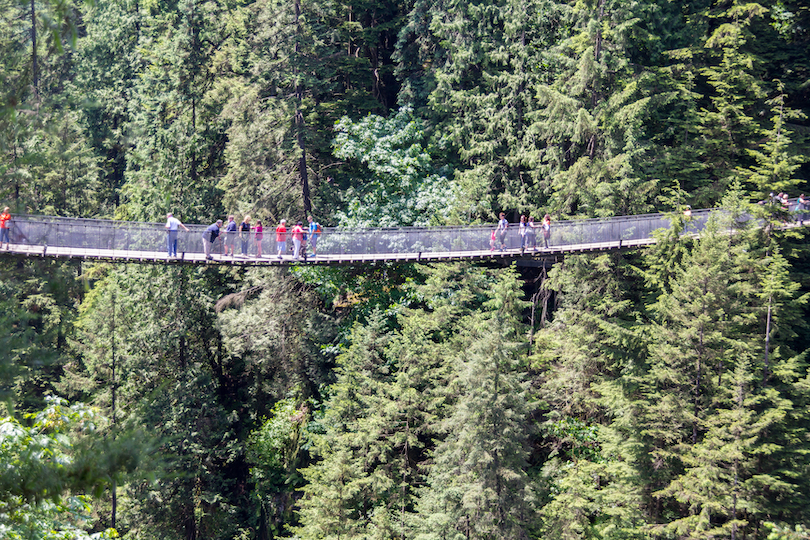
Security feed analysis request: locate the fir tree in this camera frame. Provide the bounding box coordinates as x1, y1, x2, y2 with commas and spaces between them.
413, 267, 537, 540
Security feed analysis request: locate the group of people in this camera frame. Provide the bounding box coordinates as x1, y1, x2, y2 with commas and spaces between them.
758, 193, 810, 223
196, 214, 322, 261
271, 217, 322, 260
491, 212, 551, 252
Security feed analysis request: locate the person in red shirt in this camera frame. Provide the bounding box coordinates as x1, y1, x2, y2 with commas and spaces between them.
0, 207, 11, 249
291, 221, 305, 260
275, 219, 287, 259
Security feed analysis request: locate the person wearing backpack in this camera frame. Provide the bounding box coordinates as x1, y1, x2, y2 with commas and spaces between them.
307, 215, 322, 257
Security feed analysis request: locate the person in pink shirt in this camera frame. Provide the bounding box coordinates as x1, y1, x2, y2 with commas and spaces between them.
254, 219, 264, 257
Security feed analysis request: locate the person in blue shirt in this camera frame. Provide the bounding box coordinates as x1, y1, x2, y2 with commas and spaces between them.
223, 215, 238, 257
307, 215, 321, 257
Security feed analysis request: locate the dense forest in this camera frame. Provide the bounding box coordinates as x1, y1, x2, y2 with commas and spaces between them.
2, 0, 810, 537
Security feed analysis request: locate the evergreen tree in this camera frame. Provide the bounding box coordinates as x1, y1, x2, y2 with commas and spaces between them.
413, 267, 537, 540
64, 265, 257, 539
396, 0, 557, 219
119, 0, 230, 222
637, 209, 810, 535
530, 0, 667, 218
70, 0, 144, 216
531, 251, 648, 539
0, 258, 83, 412
218, 0, 403, 222
739, 81, 807, 203
294, 310, 404, 539
655, 359, 790, 539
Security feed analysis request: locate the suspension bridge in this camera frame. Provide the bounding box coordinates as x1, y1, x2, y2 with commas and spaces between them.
0, 208, 791, 267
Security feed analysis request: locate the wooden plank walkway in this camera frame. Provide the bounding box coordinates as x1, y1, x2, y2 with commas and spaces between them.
0, 235, 658, 266
1, 208, 802, 267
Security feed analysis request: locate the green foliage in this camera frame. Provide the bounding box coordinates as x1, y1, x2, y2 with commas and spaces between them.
767, 522, 810, 540
2, 0, 810, 536
0, 396, 130, 540
543, 417, 601, 462
739, 82, 808, 200
248, 398, 310, 539
332, 107, 457, 227
0, 258, 84, 411
413, 317, 537, 540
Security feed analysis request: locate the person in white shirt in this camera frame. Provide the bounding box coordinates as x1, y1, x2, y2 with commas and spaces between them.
165, 213, 190, 257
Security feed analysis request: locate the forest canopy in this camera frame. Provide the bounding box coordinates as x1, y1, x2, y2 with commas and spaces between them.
1, 0, 810, 537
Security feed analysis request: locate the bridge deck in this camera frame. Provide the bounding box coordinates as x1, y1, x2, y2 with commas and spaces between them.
0, 208, 803, 266
0, 236, 657, 266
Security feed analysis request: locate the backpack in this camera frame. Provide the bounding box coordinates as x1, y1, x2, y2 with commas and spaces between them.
315, 223, 323, 234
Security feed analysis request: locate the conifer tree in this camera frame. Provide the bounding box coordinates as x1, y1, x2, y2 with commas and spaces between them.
395, 0, 556, 218
64, 265, 255, 538
637, 208, 810, 534
654, 359, 790, 539
739, 82, 807, 203
531, 250, 648, 539
413, 267, 537, 540
294, 310, 406, 539
120, 0, 230, 221
530, 0, 667, 218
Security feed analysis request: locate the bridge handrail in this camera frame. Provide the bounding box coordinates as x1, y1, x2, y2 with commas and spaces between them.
8, 208, 709, 232
3, 205, 789, 262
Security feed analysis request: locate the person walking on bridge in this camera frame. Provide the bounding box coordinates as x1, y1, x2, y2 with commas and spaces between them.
496, 212, 508, 251
307, 215, 321, 257
203, 219, 222, 260
165, 213, 190, 257
239, 215, 252, 256
224, 215, 238, 257
276, 219, 287, 259
0, 207, 11, 250
526, 216, 538, 251
519, 215, 529, 251
291, 221, 305, 260
254, 219, 264, 257
541, 214, 551, 248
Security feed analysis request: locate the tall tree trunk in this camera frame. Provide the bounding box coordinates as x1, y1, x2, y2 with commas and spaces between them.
764, 294, 772, 384
31, 0, 38, 95
294, 0, 312, 215
110, 293, 117, 529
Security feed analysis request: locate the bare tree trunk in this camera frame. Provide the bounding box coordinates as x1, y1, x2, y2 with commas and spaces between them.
294, 0, 312, 215
764, 294, 772, 384
31, 0, 38, 95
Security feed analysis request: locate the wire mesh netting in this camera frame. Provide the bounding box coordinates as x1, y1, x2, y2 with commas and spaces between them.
2, 210, 716, 260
